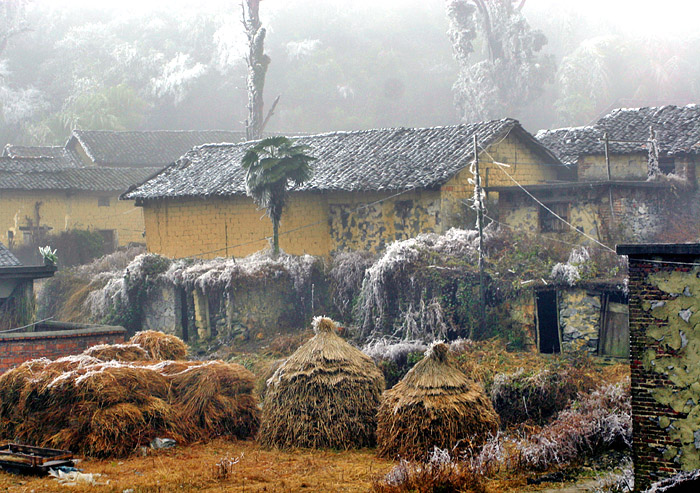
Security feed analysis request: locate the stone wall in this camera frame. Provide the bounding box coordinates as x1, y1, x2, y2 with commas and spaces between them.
0, 322, 126, 373
559, 290, 602, 353
620, 244, 700, 490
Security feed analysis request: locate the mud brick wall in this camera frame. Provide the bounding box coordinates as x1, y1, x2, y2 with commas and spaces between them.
621, 244, 700, 490
0, 324, 126, 374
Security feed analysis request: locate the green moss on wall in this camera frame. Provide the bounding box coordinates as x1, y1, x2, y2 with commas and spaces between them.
645, 268, 700, 469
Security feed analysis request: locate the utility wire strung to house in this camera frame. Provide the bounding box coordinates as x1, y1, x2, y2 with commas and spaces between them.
479, 150, 616, 253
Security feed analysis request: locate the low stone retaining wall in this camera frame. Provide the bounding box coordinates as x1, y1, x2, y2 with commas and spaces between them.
0, 322, 126, 373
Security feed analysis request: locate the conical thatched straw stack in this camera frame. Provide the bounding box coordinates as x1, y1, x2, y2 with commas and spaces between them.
377, 342, 499, 460
258, 317, 385, 449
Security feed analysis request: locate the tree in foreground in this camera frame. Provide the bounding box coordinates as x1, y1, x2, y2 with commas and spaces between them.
241, 136, 315, 257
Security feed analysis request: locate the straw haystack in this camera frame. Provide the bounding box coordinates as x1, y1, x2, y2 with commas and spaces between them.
83, 343, 150, 362
258, 317, 384, 449
0, 351, 259, 457
129, 330, 188, 360
377, 342, 499, 460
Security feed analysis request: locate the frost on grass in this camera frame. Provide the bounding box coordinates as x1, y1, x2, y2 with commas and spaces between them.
357, 228, 480, 340
516, 380, 632, 470
593, 457, 633, 493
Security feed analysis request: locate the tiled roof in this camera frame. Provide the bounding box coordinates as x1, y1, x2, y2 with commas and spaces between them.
68, 130, 247, 167
123, 119, 558, 200
0, 161, 161, 192
537, 105, 700, 165
2, 145, 83, 168
0, 242, 21, 267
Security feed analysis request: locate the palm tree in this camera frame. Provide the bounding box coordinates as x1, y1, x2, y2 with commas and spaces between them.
241, 136, 315, 257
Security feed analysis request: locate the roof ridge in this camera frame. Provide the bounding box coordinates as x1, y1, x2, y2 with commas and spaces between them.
191, 119, 520, 152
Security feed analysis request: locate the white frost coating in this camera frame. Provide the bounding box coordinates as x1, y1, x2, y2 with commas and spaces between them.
362, 338, 428, 363
358, 228, 480, 337
165, 250, 317, 294
550, 246, 590, 286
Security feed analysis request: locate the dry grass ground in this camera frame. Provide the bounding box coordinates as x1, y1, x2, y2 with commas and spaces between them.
0, 439, 394, 492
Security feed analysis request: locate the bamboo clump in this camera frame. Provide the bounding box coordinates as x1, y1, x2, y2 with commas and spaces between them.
258, 317, 385, 449
377, 342, 499, 460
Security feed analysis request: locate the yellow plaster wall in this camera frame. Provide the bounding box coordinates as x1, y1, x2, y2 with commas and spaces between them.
142, 194, 330, 259
440, 134, 559, 228
579, 153, 650, 181
0, 191, 145, 246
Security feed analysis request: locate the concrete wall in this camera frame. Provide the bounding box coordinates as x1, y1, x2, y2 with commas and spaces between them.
139, 134, 558, 259
626, 250, 700, 489
0, 323, 126, 373
0, 190, 145, 247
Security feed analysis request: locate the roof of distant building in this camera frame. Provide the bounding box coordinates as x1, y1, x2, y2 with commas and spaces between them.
2, 145, 83, 168
67, 129, 247, 168
0, 158, 160, 193
536, 105, 700, 165
0, 242, 21, 267
123, 119, 560, 201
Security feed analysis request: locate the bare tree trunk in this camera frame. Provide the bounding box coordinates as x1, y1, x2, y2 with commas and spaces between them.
242, 0, 270, 141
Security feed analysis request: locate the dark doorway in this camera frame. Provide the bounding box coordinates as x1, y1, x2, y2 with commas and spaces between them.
537, 290, 560, 354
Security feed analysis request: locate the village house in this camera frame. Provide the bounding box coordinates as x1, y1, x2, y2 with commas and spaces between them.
122, 119, 564, 258
0, 156, 159, 249
492, 105, 700, 359
492, 105, 700, 245
1, 130, 246, 250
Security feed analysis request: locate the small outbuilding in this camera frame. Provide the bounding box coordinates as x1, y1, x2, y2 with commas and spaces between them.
376, 342, 499, 460
258, 317, 384, 449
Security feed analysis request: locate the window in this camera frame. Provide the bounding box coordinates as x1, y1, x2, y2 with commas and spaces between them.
659, 157, 675, 175
539, 203, 568, 233
98, 197, 111, 207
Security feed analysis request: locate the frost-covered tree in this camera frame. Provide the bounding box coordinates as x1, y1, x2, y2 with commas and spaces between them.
241, 136, 315, 257
445, 0, 555, 122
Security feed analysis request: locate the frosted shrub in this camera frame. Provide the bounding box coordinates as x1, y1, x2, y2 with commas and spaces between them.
362, 338, 428, 363
329, 250, 376, 316
516, 380, 632, 470
550, 246, 593, 286
593, 458, 633, 493
165, 250, 318, 294
363, 337, 428, 387
372, 447, 485, 493
357, 228, 479, 339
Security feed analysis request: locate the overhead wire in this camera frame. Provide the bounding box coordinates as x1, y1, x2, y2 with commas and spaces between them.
474, 142, 616, 254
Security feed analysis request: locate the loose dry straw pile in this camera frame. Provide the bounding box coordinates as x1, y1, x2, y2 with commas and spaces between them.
0, 332, 259, 458
377, 342, 499, 460
258, 317, 385, 449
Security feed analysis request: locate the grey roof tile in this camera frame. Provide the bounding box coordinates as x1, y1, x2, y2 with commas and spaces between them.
69, 130, 247, 167
2, 145, 83, 168
0, 162, 161, 192
0, 243, 21, 267
537, 104, 700, 164
124, 119, 557, 200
